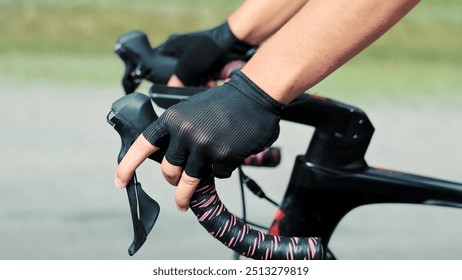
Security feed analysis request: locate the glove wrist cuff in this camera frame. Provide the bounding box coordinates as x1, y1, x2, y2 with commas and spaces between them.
229, 70, 285, 114
215, 21, 258, 51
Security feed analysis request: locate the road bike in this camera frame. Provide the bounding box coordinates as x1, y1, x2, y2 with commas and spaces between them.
107, 30, 462, 260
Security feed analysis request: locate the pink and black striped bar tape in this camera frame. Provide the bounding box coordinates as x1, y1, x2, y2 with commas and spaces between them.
242, 146, 281, 167
190, 179, 324, 260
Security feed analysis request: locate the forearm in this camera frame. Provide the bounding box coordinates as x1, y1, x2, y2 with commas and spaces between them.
228, 0, 309, 45
241, 0, 420, 104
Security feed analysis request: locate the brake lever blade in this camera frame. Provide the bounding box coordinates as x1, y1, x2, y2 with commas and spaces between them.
126, 176, 160, 256
122, 62, 141, 95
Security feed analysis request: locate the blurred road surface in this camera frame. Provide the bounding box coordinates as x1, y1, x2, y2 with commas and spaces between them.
1, 79, 461, 260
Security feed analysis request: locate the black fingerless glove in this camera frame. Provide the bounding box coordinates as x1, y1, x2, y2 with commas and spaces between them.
158, 21, 257, 86
142, 70, 284, 178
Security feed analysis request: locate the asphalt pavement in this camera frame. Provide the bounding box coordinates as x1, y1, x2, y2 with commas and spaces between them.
1, 79, 461, 259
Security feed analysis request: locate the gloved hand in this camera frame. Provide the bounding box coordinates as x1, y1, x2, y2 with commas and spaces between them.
156, 21, 257, 86
142, 70, 284, 178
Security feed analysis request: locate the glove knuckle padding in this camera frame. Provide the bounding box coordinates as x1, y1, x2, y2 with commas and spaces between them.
212, 162, 236, 179
184, 152, 208, 178
142, 115, 169, 147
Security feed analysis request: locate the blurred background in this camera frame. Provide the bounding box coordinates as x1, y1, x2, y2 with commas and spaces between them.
0, 0, 461, 260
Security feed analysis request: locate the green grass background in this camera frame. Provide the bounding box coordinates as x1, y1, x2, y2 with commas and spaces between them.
1, 0, 460, 103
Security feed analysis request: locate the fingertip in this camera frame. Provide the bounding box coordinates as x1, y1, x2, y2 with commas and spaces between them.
174, 192, 192, 212
167, 74, 185, 87
114, 176, 126, 189
176, 205, 189, 212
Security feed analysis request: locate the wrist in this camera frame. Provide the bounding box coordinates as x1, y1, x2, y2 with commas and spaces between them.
214, 20, 258, 50
228, 70, 285, 114
227, 17, 263, 46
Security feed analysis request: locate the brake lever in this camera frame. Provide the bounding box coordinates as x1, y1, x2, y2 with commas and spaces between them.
124, 175, 159, 256
114, 43, 144, 94
114, 30, 177, 95
107, 92, 163, 255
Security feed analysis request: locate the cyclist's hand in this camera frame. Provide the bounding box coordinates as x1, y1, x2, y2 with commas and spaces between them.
157, 21, 256, 87
114, 71, 284, 211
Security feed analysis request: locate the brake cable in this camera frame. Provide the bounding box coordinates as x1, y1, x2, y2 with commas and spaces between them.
237, 166, 279, 230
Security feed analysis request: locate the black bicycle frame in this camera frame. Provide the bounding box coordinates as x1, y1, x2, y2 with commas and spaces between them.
274, 94, 462, 251
148, 85, 462, 257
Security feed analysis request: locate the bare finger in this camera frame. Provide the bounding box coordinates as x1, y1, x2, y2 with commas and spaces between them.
114, 134, 159, 188
175, 172, 200, 212
167, 74, 185, 87
161, 157, 183, 186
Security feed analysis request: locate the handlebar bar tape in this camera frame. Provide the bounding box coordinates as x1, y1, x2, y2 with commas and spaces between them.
190, 178, 324, 260
242, 147, 281, 167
